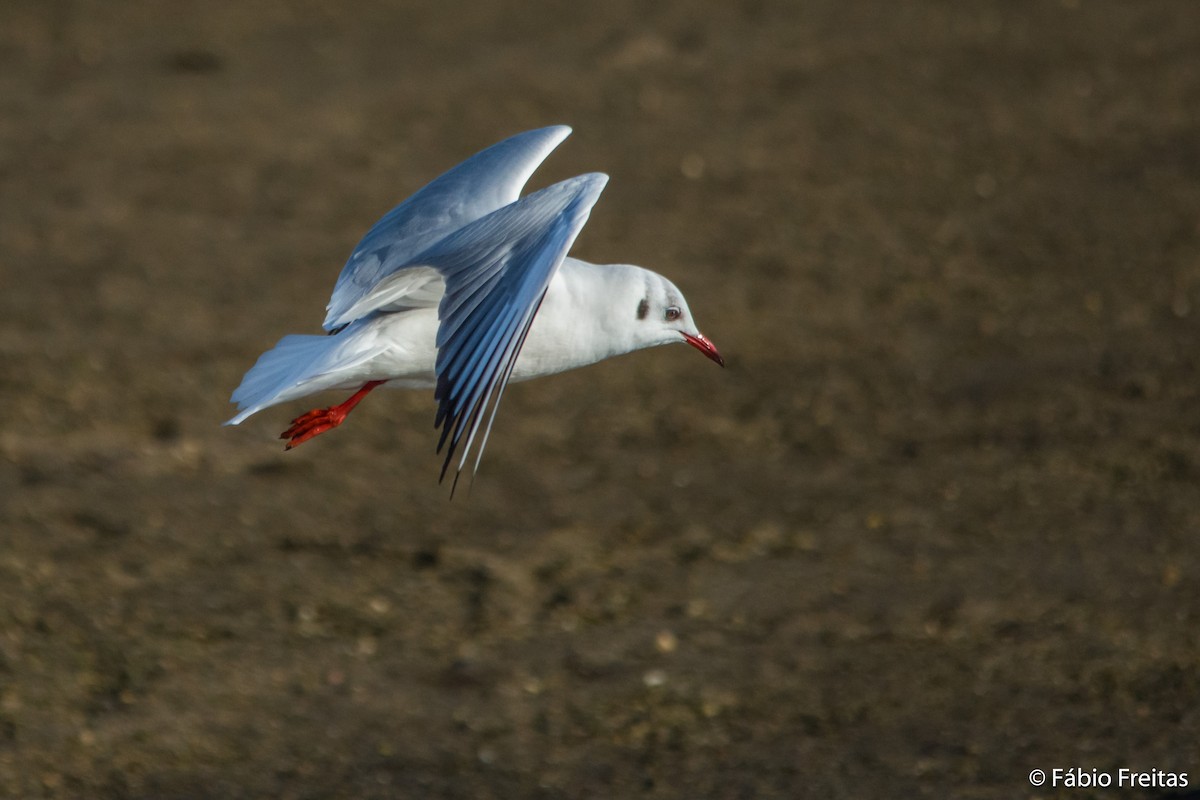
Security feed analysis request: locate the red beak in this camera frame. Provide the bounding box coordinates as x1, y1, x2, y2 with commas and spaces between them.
682, 332, 725, 367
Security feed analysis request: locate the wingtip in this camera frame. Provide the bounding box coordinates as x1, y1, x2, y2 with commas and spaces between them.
504, 124, 572, 154
575, 172, 610, 203
532, 125, 573, 159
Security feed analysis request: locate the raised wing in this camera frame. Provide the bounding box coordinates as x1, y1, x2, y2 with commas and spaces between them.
417, 172, 608, 490
323, 125, 573, 331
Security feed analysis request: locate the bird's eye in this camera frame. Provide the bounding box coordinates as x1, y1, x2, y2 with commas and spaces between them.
664, 306, 682, 322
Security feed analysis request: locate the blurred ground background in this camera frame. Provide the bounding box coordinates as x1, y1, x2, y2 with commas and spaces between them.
2, 1, 1200, 798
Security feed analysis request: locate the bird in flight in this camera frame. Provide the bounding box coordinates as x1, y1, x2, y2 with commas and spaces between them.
226, 126, 723, 489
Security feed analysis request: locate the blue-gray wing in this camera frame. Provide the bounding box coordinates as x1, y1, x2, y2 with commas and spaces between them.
323, 126, 573, 331
419, 172, 608, 489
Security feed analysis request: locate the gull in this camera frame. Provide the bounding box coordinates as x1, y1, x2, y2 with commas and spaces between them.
226, 126, 723, 487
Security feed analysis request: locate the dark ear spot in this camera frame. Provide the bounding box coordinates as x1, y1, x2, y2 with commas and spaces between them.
636, 297, 649, 320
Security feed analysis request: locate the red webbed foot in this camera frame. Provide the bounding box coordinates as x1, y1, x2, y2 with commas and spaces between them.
281, 407, 346, 448
279, 380, 385, 450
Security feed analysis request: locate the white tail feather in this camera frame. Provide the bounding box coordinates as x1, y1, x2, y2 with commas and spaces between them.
225, 334, 339, 425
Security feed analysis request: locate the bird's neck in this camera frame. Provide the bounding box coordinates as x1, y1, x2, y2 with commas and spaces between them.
516, 259, 643, 378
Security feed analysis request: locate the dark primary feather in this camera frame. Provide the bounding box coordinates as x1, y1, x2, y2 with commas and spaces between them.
423, 173, 608, 489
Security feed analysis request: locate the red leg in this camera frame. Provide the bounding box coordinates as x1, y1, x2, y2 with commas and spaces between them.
281, 380, 385, 449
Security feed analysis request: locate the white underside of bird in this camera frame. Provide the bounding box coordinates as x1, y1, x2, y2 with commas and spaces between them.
226, 126, 723, 487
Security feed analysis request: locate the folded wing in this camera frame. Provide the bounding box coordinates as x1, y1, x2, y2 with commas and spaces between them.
416, 173, 609, 489
324, 125, 573, 331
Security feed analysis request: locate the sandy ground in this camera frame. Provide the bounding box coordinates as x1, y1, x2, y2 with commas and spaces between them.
2, 1, 1200, 798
